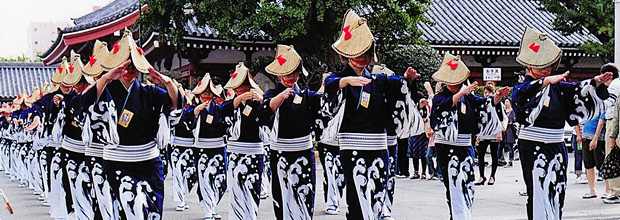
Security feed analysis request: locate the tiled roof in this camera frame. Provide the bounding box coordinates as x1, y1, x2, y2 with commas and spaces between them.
40, 0, 141, 59
0, 62, 56, 99
183, 17, 271, 41
71, 0, 139, 28
419, 0, 601, 47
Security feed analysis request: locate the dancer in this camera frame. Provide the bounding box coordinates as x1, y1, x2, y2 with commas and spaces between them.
430, 52, 510, 219
263, 45, 320, 220
512, 27, 612, 219
324, 9, 418, 220
223, 62, 266, 220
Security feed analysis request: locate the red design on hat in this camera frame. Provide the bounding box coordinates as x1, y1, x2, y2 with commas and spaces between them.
249, 73, 253, 79
53, 84, 57, 87
446, 60, 458, 70
343, 25, 352, 40
198, 81, 202, 86
39, 91, 43, 98
230, 72, 238, 78
17, 95, 21, 99
137, 47, 145, 55
89, 56, 97, 67
227, 91, 231, 96
529, 42, 540, 53
57, 66, 63, 73
113, 41, 120, 54
277, 55, 287, 66
68, 66, 74, 73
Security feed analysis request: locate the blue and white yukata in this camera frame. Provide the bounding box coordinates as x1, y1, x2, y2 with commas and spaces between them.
512, 75, 608, 220
431, 86, 502, 220
315, 94, 345, 213
170, 107, 197, 210
34, 90, 78, 219
60, 92, 96, 220
263, 83, 321, 220
82, 79, 181, 220
225, 99, 267, 220
324, 65, 407, 220
0, 117, 8, 174
83, 95, 120, 220
383, 78, 425, 219
31, 89, 64, 205
183, 101, 230, 218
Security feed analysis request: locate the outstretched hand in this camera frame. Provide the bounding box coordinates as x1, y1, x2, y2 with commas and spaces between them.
545, 71, 569, 85
148, 67, 170, 85
594, 72, 613, 86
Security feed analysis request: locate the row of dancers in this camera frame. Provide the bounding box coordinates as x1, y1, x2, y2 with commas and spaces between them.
0, 8, 616, 220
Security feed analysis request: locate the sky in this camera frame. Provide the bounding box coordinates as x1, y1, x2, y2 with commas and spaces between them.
0, 0, 112, 58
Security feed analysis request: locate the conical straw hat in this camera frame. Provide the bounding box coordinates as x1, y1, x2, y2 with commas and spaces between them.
101, 29, 131, 69
41, 82, 50, 96
223, 62, 263, 95
51, 57, 69, 84
224, 88, 235, 101
265, 45, 308, 76
432, 53, 470, 85
25, 87, 41, 105
128, 32, 153, 73
516, 27, 562, 68
82, 40, 110, 76
63, 50, 85, 86
191, 73, 223, 96
48, 83, 60, 94
332, 9, 374, 58
371, 64, 395, 76
13, 91, 26, 106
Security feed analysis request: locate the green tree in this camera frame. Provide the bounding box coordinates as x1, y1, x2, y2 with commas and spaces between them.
0, 54, 36, 62
538, 0, 614, 62
382, 44, 441, 88
138, 0, 432, 83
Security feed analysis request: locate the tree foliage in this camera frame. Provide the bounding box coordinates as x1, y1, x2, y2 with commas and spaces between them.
138, 0, 433, 75
538, 0, 614, 62
382, 44, 441, 88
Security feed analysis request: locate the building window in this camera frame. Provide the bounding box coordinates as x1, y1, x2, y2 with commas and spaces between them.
34, 28, 37, 32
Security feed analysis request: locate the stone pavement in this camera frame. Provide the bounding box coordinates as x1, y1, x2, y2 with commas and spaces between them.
0, 152, 619, 220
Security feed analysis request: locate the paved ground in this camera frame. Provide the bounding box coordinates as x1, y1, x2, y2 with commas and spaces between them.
0, 152, 619, 220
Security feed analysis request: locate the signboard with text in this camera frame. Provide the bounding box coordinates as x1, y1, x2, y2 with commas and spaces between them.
483, 67, 501, 81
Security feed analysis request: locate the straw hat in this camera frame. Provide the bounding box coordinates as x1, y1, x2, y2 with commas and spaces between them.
47, 83, 60, 94
62, 50, 85, 86
185, 89, 196, 106
317, 73, 331, 94
265, 45, 308, 76
25, 87, 41, 107
82, 40, 110, 76
432, 53, 470, 85
40, 82, 50, 96
101, 29, 132, 69
223, 62, 263, 95
192, 73, 223, 97
51, 57, 69, 84
0, 103, 8, 113
332, 9, 374, 58
371, 64, 395, 76
224, 88, 235, 101
13, 91, 26, 106
516, 27, 562, 68
128, 32, 154, 73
